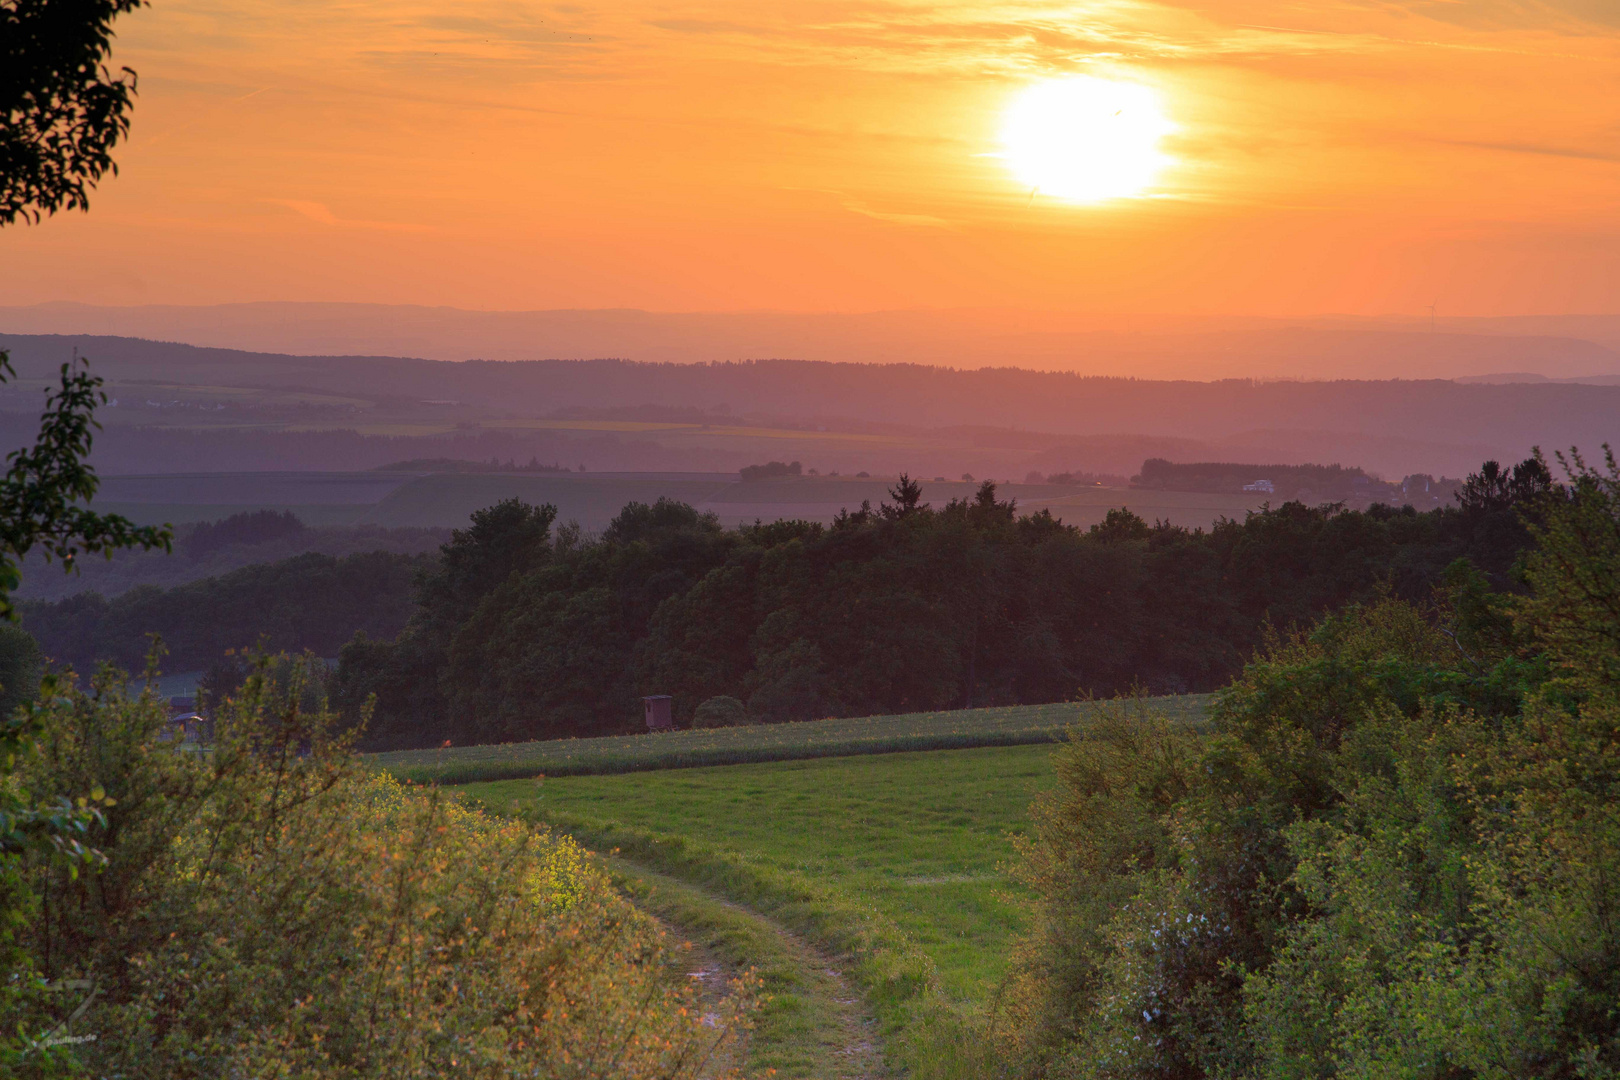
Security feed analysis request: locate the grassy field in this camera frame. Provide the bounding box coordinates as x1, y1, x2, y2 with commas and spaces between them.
372, 694, 1211, 783
449, 696, 1209, 1075
465, 742, 1058, 1006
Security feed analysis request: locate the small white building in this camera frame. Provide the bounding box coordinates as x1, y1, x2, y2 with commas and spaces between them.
1243, 479, 1275, 494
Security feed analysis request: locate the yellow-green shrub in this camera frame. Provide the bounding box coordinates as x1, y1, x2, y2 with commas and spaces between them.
10, 656, 754, 1078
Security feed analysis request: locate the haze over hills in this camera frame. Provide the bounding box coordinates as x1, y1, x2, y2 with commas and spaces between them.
0, 331, 1615, 482
3, 303, 1620, 381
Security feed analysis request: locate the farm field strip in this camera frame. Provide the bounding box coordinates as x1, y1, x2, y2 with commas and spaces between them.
374, 693, 1210, 783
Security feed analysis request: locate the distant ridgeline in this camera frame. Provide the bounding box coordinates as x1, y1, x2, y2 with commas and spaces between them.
1132, 458, 1465, 508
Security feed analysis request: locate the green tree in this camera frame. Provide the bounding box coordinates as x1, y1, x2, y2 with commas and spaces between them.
1, 0, 147, 224
0, 623, 42, 719
0, 354, 171, 619
881, 472, 927, 519
1518, 445, 1620, 690
0, 348, 171, 1070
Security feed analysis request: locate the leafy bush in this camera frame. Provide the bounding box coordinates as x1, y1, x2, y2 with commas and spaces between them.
693, 694, 750, 728
5, 655, 754, 1078
1000, 447, 1620, 1080
0, 623, 42, 720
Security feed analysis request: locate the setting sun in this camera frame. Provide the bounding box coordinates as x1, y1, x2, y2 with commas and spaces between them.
1000, 76, 1175, 203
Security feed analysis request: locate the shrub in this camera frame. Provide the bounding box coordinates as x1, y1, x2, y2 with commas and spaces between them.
999, 447, 1620, 1080
0, 623, 42, 720
693, 694, 750, 728
6, 654, 755, 1078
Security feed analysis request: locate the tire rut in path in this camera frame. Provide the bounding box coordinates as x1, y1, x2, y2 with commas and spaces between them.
605, 856, 888, 1080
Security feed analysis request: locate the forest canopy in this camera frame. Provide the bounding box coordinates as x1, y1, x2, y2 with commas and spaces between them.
330, 460, 1554, 749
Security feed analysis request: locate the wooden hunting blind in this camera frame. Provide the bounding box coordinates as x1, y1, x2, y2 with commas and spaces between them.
643, 695, 674, 730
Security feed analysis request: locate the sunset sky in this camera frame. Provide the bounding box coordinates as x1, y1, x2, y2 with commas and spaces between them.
4, 0, 1618, 316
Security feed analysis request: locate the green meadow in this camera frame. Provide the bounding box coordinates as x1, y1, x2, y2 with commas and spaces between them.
467, 743, 1054, 1005
432, 698, 1213, 1074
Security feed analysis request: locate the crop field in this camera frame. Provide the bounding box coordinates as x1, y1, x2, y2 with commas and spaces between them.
467, 745, 1055, 1003
371, 693, 1212, 783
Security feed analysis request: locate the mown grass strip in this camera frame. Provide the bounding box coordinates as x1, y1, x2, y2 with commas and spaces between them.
608, 858, 881, 1079
374, 694, 1211, 783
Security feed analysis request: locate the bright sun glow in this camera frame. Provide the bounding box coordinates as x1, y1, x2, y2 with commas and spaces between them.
1000, 77, 1176, 203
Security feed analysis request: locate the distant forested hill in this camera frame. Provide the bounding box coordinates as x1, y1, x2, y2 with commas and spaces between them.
14, 511, 449, 601
21, 550, 429, 673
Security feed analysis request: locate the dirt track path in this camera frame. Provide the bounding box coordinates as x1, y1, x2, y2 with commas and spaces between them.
606, 857, 887, 1080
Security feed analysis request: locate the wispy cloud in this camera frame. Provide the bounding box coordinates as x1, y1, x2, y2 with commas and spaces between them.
1440, 139, 1620, 163
265, 200, 437, 233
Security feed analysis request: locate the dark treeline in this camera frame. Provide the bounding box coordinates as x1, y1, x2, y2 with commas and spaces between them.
183, 509, 307, 557
335, 458, 1554, 750
1134, 457, 1401, 502
22, 550, 427, 672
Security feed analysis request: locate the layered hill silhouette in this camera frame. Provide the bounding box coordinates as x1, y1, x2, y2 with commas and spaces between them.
4, 303, 1619, 379
0, 330, 1614, 479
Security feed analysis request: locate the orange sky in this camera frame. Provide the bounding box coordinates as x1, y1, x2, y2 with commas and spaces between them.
3, 0, 1618, 316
